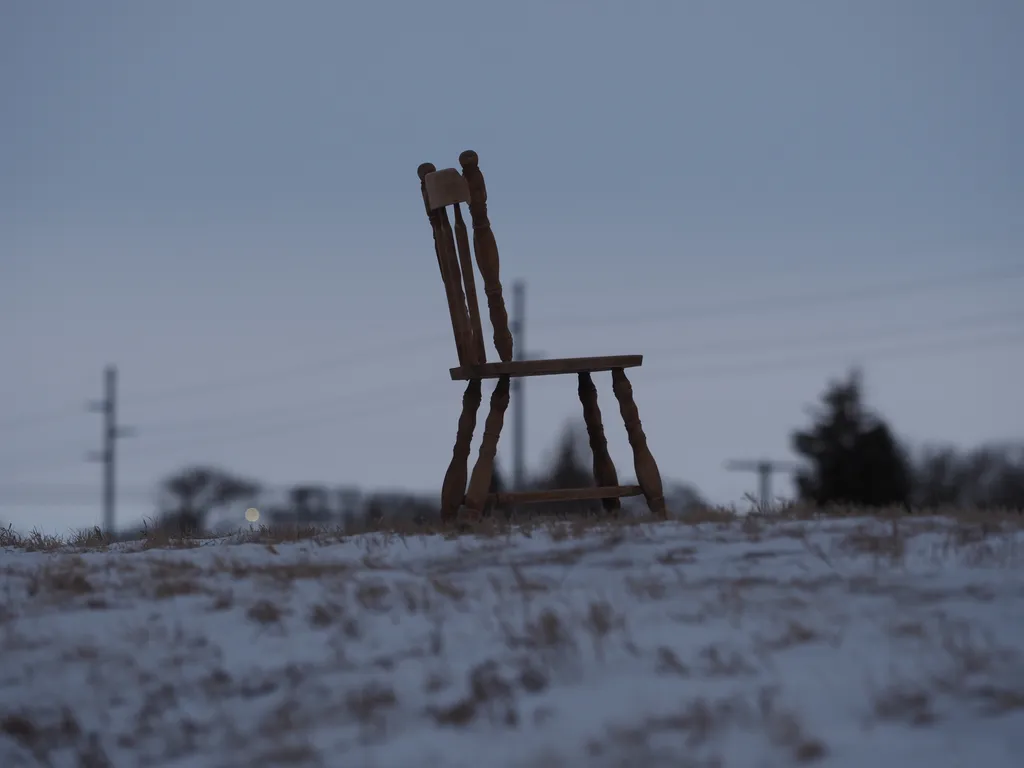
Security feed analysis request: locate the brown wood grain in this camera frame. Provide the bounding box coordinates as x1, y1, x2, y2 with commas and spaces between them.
451, 355, 643, 381
490, 485, 642, 506
578, 372, 622, 513
612, 368, 667, 519
436, 206, 477, 365
418, 154, 667, 521
464, 376, 511, 513
440, 379, 482, 522
459, 150, 514, 363
418, 162, 473, 366
453, 203, 487, 366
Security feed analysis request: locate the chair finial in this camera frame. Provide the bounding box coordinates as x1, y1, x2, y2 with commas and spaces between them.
458, 150, 479, 169
417, 162, 437, 181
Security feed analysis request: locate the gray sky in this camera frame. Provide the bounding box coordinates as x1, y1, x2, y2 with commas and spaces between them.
2, 0, 1022, 534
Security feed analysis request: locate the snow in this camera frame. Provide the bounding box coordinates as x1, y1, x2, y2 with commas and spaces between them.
2, 515, 1024, 767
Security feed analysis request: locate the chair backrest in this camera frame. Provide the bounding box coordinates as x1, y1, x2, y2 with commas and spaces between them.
417, 150, 514, 368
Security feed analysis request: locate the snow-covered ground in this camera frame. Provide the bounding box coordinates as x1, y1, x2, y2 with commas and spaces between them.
2, 514, 1024, 767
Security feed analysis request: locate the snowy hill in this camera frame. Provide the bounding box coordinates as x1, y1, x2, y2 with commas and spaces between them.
2, 513, 1023, 767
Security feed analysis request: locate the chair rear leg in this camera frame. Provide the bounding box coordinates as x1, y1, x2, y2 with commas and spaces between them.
578, 372, 621, 515
441, 379, 482, 522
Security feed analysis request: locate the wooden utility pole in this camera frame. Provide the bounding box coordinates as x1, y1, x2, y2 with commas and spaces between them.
509, 280, 544, 491
88, 366, 134, 535
725, 458, 801, 508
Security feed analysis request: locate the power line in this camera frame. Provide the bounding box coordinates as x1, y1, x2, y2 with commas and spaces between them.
134, 318, 1024, 446
643, 328, 1024, 381
4, 321, 1021, 476
9, 325, 1024, 470
131, 375, 448, 437
122, 334, 445, 408
639, 309, 1024, 359
0, 484, 154, 504
3, 330, 1019, 508
8, 306, 1021, 454
6, 263, 1020, 434
0, 404, 84, 432
106, 329, 1024, 459
532, 263, 1024, 329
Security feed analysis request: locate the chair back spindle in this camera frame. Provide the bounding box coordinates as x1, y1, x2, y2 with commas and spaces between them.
417, 163, 478, 366
459, 150, 514, 363
452, 202, 487, 365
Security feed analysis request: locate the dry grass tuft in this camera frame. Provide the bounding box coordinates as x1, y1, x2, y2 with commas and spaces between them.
2, 506, 1021, 554
698, 644, 758, 677
838, 519, 906, 563
346, 681, 398, 727
1, 526, 67, 552
430, 659, 520, 729
247, 599, 283, 624
759, 620, 823, 652
972, 685, 1024, 716
871, 682, 937, 726
354, 580, 391, 612
153, 579, 203, 600
26, 561, 94, 599
655, 647, 690, 676
595, 688, 827, 764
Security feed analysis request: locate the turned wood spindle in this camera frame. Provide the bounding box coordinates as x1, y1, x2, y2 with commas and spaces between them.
464, 376, 511, 513
459, 150, 515, 363
436, 206, 480, 365
440, 379, 482, 521
418, 163, 474, 366
578, 372, 621, 514
611, 368, 667, 518
453, 203, 487, 366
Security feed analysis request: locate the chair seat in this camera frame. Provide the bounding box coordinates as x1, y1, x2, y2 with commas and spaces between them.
449, 354, 643, 381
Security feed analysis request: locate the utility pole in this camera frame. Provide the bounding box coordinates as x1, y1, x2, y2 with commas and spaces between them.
725, 458, 801, 509
511, 281, 526, 491
88, 366, 134, 535
509, 280, 544, 491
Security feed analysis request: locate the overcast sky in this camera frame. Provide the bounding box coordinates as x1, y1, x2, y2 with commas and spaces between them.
2, 0, 1022, 534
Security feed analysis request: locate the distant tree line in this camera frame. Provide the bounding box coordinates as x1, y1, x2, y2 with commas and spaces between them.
152, 366, 1022, 534
791, 368, 1023, 511
151, 421, 706, 535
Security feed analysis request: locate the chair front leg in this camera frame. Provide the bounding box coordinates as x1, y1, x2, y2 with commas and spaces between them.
611, 368, 667, 518
464, 376, 511, 515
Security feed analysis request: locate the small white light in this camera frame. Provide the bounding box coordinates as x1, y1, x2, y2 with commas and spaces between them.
245, 507, 260, 523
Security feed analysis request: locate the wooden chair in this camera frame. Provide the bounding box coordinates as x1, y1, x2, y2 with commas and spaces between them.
417, 150, 667, 521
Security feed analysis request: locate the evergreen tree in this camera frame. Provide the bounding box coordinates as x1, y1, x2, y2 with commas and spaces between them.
791, 369, 911, 507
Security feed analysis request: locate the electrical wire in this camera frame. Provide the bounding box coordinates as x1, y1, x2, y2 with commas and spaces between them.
643, 328, 1024, 382
80, 328, 1024, 458
532, 263, 1024, 329
5, 262, 1019, 433
5, 322, 1022, 472
4, 329, 1020, 506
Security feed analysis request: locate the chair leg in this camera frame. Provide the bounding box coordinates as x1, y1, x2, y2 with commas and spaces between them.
440, 380, 482, 522
464, 376, 511, 516
578, 372, 621, 514
611, 368, 667, 519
